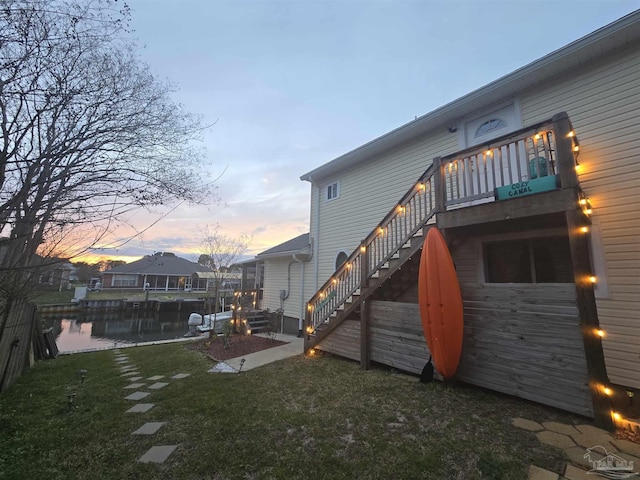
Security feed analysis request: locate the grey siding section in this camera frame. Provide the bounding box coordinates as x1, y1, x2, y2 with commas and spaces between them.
521, 47, 640, 388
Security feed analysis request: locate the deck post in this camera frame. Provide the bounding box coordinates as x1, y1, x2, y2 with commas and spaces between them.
360, 241, 370, 370
433, 156, 445, 214
566, 208, 614, 430
552, 112, 579, 189
303, 304, 311, 352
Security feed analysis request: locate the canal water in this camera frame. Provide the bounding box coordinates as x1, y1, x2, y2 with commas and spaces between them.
40, 310, 196, 354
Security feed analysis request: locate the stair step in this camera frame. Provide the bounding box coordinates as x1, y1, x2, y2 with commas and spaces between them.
371, 271, 379, 278
401, 241, 411, 249
413, 229, 423, 237
391, 252, 400, 259
354, 288, 360, 295
381, 262, 389, 269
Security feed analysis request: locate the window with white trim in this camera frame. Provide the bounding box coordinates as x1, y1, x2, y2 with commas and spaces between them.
325, 181, 340, 201
113, 274, 138, 287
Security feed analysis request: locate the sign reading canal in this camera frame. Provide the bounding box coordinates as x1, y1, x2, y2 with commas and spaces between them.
494, 175, 560, 201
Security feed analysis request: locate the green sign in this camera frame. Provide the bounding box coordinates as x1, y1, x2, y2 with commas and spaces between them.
495, 175, 559, 201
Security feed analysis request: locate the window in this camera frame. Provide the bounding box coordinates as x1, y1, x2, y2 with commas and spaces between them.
475, 118, 507, 137
326, 181, 339, 201
113, 274, 138, 287
335, 251, 348, 270
484, 236, 573, 283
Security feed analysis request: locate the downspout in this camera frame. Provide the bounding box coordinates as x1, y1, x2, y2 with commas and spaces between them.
312, 179, 320, 292
281, 249, 312, 335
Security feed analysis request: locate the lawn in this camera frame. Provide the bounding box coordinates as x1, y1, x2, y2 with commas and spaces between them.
0, 344, 581, 479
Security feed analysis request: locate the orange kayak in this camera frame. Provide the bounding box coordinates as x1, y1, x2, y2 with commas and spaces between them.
418, 227, 464, 379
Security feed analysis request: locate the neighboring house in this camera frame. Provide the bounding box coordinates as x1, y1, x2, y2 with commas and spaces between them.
299, 11, 640, 429
255, 233, 312, 335
102, 252, 213, 291
37, 260, 77, 290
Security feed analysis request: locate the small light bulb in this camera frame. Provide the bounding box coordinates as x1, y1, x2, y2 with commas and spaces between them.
579, 198, 587, 205
612, 412, 621, 421
603, 387, 612, 396
589, 276, 597, 284
360, 245, 366, 253
585, 208, 592, 215
568, 131, 575, 137
485, 149, 492, 156
573, 145, 580, 153
534, 133, 541, 140
596, 329, 605, 338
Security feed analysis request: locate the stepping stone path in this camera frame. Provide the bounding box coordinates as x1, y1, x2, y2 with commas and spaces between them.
513, 417, 640, 479
113, 351, 191, 465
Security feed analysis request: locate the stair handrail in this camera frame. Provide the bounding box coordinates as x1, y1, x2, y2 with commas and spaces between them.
305, 163, 438, 333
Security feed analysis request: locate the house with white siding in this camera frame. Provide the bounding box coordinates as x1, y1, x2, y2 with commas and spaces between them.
255, 233, 311, 335
299, 11, 640, 429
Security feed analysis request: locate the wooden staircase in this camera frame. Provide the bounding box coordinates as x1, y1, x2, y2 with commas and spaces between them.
304, 161, 439, 353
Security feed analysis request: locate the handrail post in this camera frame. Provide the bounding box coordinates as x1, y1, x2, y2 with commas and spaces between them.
303, 303, 311, 351
552, 112, 578, 189
360, 241, 370, 369
433, 156, 445, 214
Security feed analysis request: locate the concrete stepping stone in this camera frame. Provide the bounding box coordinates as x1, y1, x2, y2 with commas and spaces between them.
542, 422, 580, 436
121, 371, 140, 377
137, 445, 177, 464
563, 464, 591, 480
126, 403, 154, 413
125, 391, 150, 401
208, 362, 237, 374
171, 373, 190, 379
124, 383, 146, 389
116, 359, 129, 364
527, 465, 558, 479
132, 422, 166, 435
536, 430, 576, 449
147, 375, 164, 381
128, 376, 143, 382
512, 418, 544, 432
120, 365, 137, 372
148, 382, 168, 390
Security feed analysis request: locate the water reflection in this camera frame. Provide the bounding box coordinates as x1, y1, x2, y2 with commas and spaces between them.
40, 311, 191, 353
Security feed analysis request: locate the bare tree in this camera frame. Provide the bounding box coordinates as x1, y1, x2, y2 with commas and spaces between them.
0, 0, 216, 342
199, 224, 250, 338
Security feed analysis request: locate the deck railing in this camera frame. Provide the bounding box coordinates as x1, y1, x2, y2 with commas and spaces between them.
305, 113, 579, 338
441, 122, 557, 207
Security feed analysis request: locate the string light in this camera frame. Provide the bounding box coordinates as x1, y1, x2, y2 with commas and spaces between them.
485, 149, 492, 156
360, 245, 366, 253
307, 304, 312, 311
596, 329, 605, 338
612, 412, 621, 421
580, 226, 589, 234
573, 145, 580, 153
568, 131, 575, 137
589, 275, 597, 284
534, 133, 541, 140
603, 387, 612, 396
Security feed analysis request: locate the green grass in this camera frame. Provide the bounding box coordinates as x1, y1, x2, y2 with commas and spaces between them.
31, 289, 76, 305
0, 345, 581, 479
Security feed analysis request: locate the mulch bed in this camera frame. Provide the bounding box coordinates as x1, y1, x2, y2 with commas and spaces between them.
186, 334, 287, 361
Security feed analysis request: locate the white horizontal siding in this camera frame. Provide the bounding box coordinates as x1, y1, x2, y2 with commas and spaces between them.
262, 258, 305, 321
521, 45, 640, 388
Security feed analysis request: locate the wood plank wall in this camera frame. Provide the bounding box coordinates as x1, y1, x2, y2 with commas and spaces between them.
458, 283, 593, 417
317, 286, 593, 417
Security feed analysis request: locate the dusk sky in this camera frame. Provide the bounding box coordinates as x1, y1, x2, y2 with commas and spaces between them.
81, 0, 639, 264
